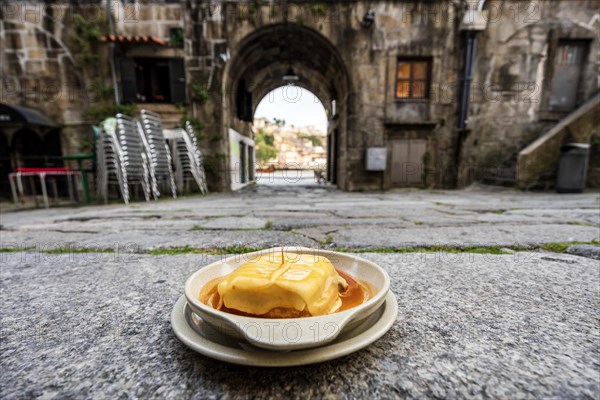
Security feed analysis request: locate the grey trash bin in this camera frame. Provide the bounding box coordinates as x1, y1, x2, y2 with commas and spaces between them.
556, 143, 590, 193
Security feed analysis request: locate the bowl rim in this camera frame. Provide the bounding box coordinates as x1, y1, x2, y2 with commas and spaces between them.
184, 246, 391, 323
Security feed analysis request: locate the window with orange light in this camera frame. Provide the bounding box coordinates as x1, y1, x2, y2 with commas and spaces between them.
395, 58, 432, 100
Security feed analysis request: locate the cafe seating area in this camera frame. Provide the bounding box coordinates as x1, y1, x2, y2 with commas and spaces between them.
6, 109, 208, 208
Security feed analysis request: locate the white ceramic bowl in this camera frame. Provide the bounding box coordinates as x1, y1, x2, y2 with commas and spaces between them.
184, 247, 390, 351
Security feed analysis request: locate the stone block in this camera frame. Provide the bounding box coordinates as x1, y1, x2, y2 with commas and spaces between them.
27, 49, 46, 59
22, 33, 42, 47
164, 6, 182, 21
139, 6, 153, 21
185, 58, 199, 69
3, 22, 26, 30
45, 60, 61, 78
6, 33, 22, 48
378, 14, 398, 30
24, 60, 45, 75
46, 49, 62, 59
5, 61, 23, 77
62, 109, 84, 126
566, 245, 600, 260
36, 32, 46, 46
23, 6, 43, 25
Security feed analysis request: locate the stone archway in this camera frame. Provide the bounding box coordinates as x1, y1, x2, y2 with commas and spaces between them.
222, 23, 351, 190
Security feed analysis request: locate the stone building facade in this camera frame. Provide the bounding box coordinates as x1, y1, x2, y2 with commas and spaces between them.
1, 0, 598, 195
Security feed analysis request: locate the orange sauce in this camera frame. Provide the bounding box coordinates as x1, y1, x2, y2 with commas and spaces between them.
199, 269, 372, 318
336, 269, 370, 311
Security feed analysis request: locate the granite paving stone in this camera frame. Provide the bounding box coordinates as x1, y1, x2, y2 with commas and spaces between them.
566, 244, 600, 260
0, 252, 598, 399
330, 224, 600, 248
198, 216, 268, 230
1, 184, 599, 398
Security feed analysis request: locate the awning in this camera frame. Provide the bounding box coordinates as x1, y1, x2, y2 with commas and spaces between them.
101, 35, 167, 46
0, 103, 59, 128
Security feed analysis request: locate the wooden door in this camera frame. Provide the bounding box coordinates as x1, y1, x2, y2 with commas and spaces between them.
390, 139, 426, 187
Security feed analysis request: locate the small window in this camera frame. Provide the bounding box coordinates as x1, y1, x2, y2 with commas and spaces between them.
395, 58, 432, 100
120, 57, 186, 103
169, 28, 184, 48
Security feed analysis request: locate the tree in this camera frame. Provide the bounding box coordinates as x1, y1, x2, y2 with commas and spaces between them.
255, 128, 277, 163
299, 134, 322, 147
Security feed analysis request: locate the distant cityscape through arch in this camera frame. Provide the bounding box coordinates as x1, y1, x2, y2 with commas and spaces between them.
253, 86, 328, 186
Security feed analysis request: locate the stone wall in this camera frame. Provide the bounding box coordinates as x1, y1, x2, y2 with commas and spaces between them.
1, 2, 108, 155
0, 1, 229, 192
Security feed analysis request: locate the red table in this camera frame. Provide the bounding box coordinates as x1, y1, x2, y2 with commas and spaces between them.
9, 167, 80, 209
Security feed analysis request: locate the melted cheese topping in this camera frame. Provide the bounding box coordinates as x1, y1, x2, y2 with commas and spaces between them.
217, 253, 348, 316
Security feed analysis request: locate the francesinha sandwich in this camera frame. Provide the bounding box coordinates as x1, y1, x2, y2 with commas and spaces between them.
213, 253, 350, 318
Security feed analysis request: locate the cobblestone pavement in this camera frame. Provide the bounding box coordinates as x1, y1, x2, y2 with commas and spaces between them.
1, 183, 598, 252
1, 184, 599, 398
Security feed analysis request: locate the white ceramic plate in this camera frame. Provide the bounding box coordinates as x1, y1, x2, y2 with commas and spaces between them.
171, 291, 398, 367
184, 247, 390, 351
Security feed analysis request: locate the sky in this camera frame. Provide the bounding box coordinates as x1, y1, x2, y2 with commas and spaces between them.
254, 86, 328, 133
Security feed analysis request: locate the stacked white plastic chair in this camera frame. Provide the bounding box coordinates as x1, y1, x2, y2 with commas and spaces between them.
96, 118, 128, 204
114, 113, 151, 203
169, 129, 193, 193
185, 121, 208, 194
139, 109, 177, 199
183, 121, 208, 194
167, 123, 208, 194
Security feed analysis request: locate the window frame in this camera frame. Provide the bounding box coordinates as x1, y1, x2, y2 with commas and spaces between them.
120, 56, 186, 104
394, 57, 433, 102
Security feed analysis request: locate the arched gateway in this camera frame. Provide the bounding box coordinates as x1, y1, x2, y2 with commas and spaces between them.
222, 23, 351, 190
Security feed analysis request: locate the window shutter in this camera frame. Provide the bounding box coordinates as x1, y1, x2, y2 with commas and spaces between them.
120, 58, 137, 103
169, 58, 186, 103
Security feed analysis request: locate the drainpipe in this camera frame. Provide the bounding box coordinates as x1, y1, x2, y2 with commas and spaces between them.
106, 0, 120, 105
458, 0, 486, 129
459, 32, 476, 129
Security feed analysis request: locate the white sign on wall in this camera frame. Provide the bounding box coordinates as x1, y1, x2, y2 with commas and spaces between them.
366, 147, 387, 171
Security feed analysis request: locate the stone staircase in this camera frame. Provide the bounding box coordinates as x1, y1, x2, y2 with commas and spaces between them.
516, 93, 600, 190
479, 94, 600, 190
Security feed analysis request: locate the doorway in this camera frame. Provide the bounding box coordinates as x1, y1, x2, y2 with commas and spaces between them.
390, 139, 426, 187
549, 41, 589, 112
